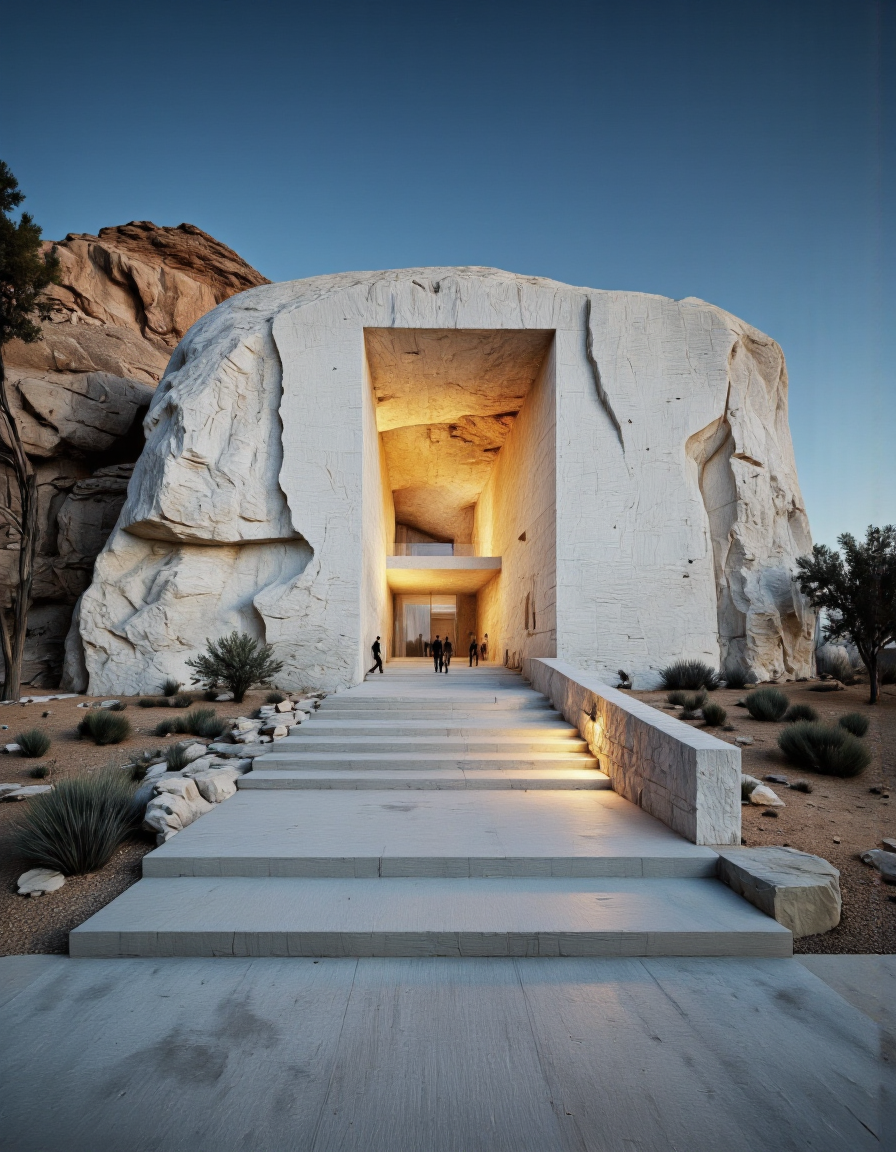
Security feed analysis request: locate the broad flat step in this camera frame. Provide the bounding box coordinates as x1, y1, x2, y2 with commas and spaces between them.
277, 737, 589, 753
139, 791, 719, 879
241, 768, 612, 790
70, 876, 792, 959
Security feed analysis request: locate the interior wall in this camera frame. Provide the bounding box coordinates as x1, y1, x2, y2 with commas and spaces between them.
473, 341, 557, 667
361, 350, 395, 665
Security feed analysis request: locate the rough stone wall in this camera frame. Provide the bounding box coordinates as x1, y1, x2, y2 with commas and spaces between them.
474, 341, 557, 666
72, 268, 814, 694
2, 222, 267, 687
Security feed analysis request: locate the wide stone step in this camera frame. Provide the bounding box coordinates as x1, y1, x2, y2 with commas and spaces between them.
276, 737, 590, 753
319, 697, 543, 711
301, 724, 576, 739
255, 753, 599, 771
69, 876, 792, 959
139, 791, 719, 879
240, 768, 612, 790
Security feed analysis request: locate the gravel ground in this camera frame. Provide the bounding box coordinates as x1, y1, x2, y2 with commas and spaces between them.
0, 690, 272, 956
633, 679, 896, 954
2, 681, 892, 956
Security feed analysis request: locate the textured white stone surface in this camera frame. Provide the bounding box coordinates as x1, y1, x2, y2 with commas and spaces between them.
522, 657, 740, 845
72, 269, 813, 694
717, 846, 841, 937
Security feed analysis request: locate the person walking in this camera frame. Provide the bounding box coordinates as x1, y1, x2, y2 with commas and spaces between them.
480, 633, 489, 662
443, 637, 453, 673
367, 635, 384, 675
469, 635, 479, 666
432, 635, 443, 673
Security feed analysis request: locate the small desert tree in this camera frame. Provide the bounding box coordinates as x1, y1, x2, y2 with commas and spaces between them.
186, 631, 284, 703
795, 526, 896, 704
0, 162, 60, 700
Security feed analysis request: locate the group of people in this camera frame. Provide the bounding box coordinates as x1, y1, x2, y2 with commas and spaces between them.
367, 632, 489, 675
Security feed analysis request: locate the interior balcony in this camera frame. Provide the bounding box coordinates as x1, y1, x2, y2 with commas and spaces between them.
386, 543, 501, 595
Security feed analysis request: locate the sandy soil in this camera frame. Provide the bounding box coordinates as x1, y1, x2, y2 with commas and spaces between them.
0, 690, 272, 956
2, 681, 892, 956
633, 679, 896, 954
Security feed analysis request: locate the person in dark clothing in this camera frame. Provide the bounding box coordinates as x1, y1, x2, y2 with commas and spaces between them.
480, 633, 489, 661
432, 635, 443, 672
469, 636, 479, 666
367, 636, 384, 675
442, 638, 453, 672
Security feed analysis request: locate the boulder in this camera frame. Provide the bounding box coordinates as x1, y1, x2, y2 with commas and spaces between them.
275, 700, 293, 713
191, 767, 240, 803
153, 776, 200, 801
4, 785, 52, 800
17, 868, 65, 896
860, 849, 896, 885
716, 847, 841, 937
749, 784, 784, 807
181, 743, 208, 764
0, 783, 23, 797
143, 790, 214, 839
3, 744, 22, 754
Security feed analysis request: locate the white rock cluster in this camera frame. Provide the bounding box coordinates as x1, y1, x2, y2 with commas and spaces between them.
1, 783, 53, 801
138, 755, 252, 843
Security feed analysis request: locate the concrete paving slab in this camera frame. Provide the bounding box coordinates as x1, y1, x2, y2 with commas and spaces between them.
797, 954, 896, 1032
0, 955, 882, 1151
257, 753, 599, 770
240, 768, 612, 790
140, 790, 720, 878
70, 877, 791, 958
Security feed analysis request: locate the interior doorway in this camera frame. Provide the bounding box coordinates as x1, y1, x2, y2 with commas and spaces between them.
394, 594, 457, 656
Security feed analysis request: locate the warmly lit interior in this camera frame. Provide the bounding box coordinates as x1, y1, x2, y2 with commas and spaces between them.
363, 328, 556, 662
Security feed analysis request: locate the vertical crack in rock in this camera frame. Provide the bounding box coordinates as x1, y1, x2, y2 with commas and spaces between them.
584, 296, 625, 452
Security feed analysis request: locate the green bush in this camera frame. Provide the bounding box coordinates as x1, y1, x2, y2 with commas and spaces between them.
702, 703, 727, 726
170, 693, 194, 709
784, 703, 819, 723
182, 708, 227, 739
186, 631, 285, 704
667, 689, 707, 710
77, 710, 132, 745
745, 687, 789, 722
660, 660, 719, 691
838, 712, 870, 737
790, 780, 813, 793
106, 701, 127, 712
138, 698, 160, 708
265, 691, 286, 704
777, 722, 871, 777
723, 667, 749, 689
161, 678, 181, 697
29, 764, 50, 779
16, 728, 51, 758
165, 743, 191, 772
14, 767, 137, 874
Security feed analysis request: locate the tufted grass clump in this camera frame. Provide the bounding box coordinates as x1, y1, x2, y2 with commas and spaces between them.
660, 660, 719, 691
202, 688, 220, 701
790, 780, 813, 793
165, 743, 191, 772
265, 691, 286, 704
182, 708, 227, 739
667, 689, 707, 711
838, 712, 870, 738
784, 703, 819, 724
15, 767, 137, 874
16, 728, 51, 758
741, 777, 759, 801
106, 701, 127, 711
777, 722, 871, 778
161, 678, 181, 697
77, 710, 131, 745
744, 687, 789, 722
723, 667, 749, 689
701, 703, 727, 727
170, 693, 194, 709
29, 764, 50, 779
138, 698, 161, 709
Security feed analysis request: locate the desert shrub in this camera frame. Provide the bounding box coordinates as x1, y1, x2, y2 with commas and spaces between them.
202, 688, 219, 701
265, 691, 286, 704
14, 767, 137, 874
165, 743, 191, 772
784, 703, 819, 723
106, 701, 127, 712
186, 631, 285, 704
723, 667, 749, 689
182, 708, 227, 739
138, 698, 160, 709
659, 660, 719, 691
153, 715, 189, 737
666, 690, 687, 707
741, 777, 759, 801
790, 780, 813, 793
170, 693, 193, 709
702, 703, 727, 727
777, 722, 871, 777
745, 687, 789, 722
29, 764, 50, 779
838, 712, 870, 737
16, 728, 51, 758
77, 710, 131, 745
816, 647, 860, 684
161, 678, 181, 697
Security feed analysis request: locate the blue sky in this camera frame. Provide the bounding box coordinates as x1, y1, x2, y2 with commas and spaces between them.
3, 0, 893, 548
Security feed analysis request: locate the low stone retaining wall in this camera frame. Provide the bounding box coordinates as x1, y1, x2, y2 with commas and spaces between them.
521, 658, 740, 846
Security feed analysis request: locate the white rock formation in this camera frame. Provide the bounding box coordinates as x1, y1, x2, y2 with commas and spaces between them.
70, 269, 814, 693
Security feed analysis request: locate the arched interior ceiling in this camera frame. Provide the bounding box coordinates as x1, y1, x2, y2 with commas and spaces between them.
365, 328, 553, 541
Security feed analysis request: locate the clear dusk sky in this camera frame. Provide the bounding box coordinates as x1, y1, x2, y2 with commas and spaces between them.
3, 0, 893, 549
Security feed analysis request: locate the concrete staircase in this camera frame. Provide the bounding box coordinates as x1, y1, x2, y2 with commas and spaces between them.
71, 662, 791, 959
